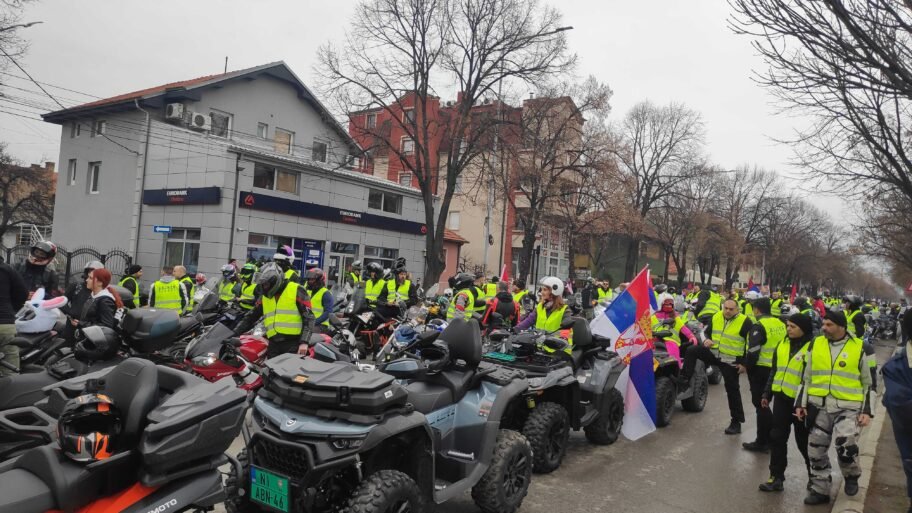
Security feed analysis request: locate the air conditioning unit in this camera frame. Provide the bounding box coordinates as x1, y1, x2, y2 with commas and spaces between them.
165, 103, 184, 122
188, 111, 210, 131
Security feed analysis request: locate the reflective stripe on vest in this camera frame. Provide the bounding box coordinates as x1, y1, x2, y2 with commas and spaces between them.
262, 283, 303, 338
807, 336, 864, 402
447, 289, 475, 320
239, 282, 257, 310
757, 316, 787, 368
710, 312, 747, 362
364, 279, 386, 301
386, 280, 411, 303
153, 280, 182, 311
310, 286, 329, 326
771, 341, 809, 399
219, 281, 237, 302
698, 292, 722, 318
119, 276, 140, 308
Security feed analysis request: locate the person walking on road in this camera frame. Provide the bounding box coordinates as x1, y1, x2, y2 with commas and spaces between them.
743, 297, 786, 452
758, 312, 813, 493
0, 261, 28, 376
680, 299, 753, 434
795, 311, 875, 505
882, 312, 912, 513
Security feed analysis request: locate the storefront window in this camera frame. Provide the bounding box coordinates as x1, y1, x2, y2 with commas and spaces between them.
330, 242, 359, 254
165, 228, 201, 273
364, 245, 399, 269
246, 233, 293, 266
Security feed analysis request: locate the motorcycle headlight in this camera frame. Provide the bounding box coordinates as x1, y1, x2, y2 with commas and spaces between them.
330, 437, 364, 450
192, 355, 216, 367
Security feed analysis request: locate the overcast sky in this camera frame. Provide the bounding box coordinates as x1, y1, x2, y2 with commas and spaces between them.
0, 0, 846, 219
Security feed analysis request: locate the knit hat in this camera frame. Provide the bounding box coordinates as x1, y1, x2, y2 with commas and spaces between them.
787, 312, 813, 337
825, 310, 848, 329
126, 264, 143, 275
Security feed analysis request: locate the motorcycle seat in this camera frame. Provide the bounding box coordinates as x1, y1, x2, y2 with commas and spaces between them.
176, 316, 202, 339
423, 369, 477, 406
0, 468, 56, 513
405, 381, 454, 414
9, 332, 53, 348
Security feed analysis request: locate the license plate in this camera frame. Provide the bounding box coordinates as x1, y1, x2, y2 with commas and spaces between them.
484, 351, 516, 362
249, 466, 290, 512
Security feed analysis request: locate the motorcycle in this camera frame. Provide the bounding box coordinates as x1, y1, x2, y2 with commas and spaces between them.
184, 322, 268, 391
9, 288, 70, 372
345, 287, 403, 358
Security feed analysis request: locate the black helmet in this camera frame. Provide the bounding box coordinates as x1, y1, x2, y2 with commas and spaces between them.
421, 340, 450, 374
304, 268, 326, 288
29, 240, 57, 265
74, 326, 120, 362
57, 393, 121, 462
452, 272, 475, 291
654, 283, 668, 294
843, 295, 863, 309
256, 262, 284, 297
366, 262, 383, 277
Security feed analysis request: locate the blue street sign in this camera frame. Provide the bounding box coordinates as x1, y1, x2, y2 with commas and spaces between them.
153, 225, 172, 234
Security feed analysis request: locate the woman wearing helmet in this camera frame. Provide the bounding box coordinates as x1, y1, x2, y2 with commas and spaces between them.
652, 296, 698, 348
233, 262, 316, 358
514, 276, 573, 353
446, 272, 477, 321
14, 240, 59, 297
218, 264, 240, 303
304, 267, 334, 331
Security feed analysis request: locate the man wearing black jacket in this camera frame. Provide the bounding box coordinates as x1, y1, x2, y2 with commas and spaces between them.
0, 262, 28, 376
742, 298, 786, 453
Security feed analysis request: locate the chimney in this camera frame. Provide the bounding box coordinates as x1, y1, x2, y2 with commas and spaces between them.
45, 161, 55, 173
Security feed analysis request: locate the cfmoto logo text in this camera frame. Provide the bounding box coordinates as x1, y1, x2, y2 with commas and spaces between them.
146, 499, 178, 513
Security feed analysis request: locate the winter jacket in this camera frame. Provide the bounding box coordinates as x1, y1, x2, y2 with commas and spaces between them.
0, 263, 28, 325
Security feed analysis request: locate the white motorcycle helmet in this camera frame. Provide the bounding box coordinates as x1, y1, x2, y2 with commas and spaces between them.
744, 290, 761, 300
538, 276, 564, 298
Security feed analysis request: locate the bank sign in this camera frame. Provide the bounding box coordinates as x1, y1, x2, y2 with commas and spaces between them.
143, 187, 221, 206
239, 191, 427, 235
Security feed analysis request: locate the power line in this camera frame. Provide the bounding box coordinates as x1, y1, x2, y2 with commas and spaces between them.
0, 70, 102, 99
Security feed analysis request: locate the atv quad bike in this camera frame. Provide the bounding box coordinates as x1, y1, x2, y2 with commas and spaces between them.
652, 324, 709, 427
483, 318, 625, 473
228, 318, 533, 513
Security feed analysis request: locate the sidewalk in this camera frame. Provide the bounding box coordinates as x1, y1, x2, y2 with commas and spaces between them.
863, 414, 909, 513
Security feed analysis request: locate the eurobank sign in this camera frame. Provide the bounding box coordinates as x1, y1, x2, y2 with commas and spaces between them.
142, 187, 222, 206
238, 191, 428, 235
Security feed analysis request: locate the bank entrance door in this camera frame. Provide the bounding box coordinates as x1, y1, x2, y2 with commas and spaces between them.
327, 243, 359, 286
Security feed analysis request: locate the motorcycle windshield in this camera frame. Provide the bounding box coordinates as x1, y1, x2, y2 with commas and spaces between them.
186, 322, 235, 359
194, 290, 219, 314
349, 286, 367, 313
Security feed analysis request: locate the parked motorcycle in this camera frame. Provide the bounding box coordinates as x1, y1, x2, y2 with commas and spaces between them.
184, 322, 268, 391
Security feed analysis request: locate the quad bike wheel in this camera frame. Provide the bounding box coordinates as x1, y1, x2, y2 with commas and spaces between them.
224, 449, 258, 513
584, 388, 624, 445
681, 361, 709, 412
522, 402, 570, 473
471, 430, 532, 513
655, 376, 676, 427
345, 469, 424, 513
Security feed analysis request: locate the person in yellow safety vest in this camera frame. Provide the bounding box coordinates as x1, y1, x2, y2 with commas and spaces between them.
686, 284, 700, 303
362, 262, 387, 307
651, 297, 699, 348
741, 290, 759, 321
303, 267, 333, 332
273, 244, 300, 284
446, 272, 477, 321
757, 312, 813, 493
173, 265, 194, 313
232, 262, 315, 359
694, 286, 722, 324
345, 260, 362, 288
511, 278, 531, 315
472, 271, 488, 314
149, 266, 189, 313
118, 264, 143, 309
770, 290, 784, 318
680, 299, 754, 434
795, 310, 876, 505
841, 295, 867, 338
217, 264, 241, 303
742, 297, 786, 453
484, 276, 499, 301
596, 279, 615, 303
514, 276, 573, 354
190, 273, 208, 306
379, 267, 417, 320
237, 264, 259, 310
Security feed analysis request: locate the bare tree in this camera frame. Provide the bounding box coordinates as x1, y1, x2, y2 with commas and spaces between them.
0, 144, 54, 241
609, 101, 705, 278
318, 0, 575, 285
0, 1, 36, 68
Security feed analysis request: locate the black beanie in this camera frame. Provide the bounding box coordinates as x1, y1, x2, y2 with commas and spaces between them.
825, 310, 848, 329
787, 313, 813, 337
126, 264, 143, 275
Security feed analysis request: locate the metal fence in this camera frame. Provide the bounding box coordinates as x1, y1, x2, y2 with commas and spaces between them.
0, 244, 133, 290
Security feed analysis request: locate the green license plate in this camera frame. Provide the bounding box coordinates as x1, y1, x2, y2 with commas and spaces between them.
249, 466, 290, 512
484, 351, 516, 362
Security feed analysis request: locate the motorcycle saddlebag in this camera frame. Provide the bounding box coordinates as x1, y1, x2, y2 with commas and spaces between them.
120, 309, 181, 353
261, 354, 408, 415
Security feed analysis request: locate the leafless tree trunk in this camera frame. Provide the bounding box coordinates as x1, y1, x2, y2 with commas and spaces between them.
0, 145, 54, 241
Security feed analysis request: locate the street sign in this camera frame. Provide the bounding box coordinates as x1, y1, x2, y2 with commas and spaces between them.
153, 225, 172, 234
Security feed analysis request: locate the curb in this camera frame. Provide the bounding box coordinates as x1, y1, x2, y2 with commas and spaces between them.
830, 396, 889, 513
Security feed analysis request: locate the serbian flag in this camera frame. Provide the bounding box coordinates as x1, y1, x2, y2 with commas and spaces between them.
590, 267, 657, 441
747, 277, 759, 293
789, 283, 798, 303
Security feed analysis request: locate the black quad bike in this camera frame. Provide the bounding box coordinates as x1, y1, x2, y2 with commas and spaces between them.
652, 323, 709, 427
228, 318, 533, 513
0, 358, 248, 513
483, 318, 625, 473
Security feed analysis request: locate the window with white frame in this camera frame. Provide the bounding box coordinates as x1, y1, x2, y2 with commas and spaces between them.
453, 173, 463, 193
367, 189, 402, 214
67, 159, 77, 186
87, 162, 101, 194
70, 122, 81, 138
257, 122, 268, 139
401, 138, 415, 155
91, 120, 106, 137
209, 109, 232, 138
403, 108, 415, 124
253, 163, 298, 194
364, 246, 399, 269
274, 128, 294, 154
366, 113, 377, 129
312, 140, 328, 163
398, 172, 412, 187
165, 228, 201, 274
447, 211, 461, 230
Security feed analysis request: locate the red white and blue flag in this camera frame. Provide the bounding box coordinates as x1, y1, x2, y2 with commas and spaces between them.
589, 267, 657, 440
747, 276, 759, 293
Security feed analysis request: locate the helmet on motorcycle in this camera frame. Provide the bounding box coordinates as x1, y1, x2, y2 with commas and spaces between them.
538, 276, 564, 298
351, 260, 362, 272
366, 262, 383, 278
220, 264, 237, 279
74, 326, 120, 362
393, 325, 419, 349
58, 393, 121, 462
452, 273, 475, 291
256, 262, 285, 298
843, 295, 863, 310
304, 268, 326, 289
28, 240, 57, 265
195, 273, 207, 285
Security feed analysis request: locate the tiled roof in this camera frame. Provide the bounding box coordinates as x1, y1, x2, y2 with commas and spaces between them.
444, 229, 468, 244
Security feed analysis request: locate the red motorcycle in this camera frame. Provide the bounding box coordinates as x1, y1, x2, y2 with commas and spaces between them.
184, 322, 268, 391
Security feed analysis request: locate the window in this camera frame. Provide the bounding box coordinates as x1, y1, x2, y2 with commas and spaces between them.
364, 245, 399, 269
366, 113, 376, 129
209, 109, 232, 138
165, 228, 201, 274
403, 108, 415, 124
91, 120, 105, 137
367, 189, 402, 214
67, 159, 77, 186
453, 173, 463, 193
253, 163, 298, 194
312, 140, 328, 163
257, 122, 268, 139
401, 138, 415, 155
70, 122, 81, 138
87, 162, 101, 194
399, 172, 412, 187
330, 242, 359, 254
274, 128, 294, 154
247, 233, 293, 264
447, 211, 461, 230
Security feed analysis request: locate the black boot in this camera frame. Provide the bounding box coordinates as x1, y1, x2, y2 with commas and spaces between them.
803, 490, 830, 505
724, 420, 741, 435
844, 476, 859, 496
758, 476, 784, 492
742, 440, 769, 452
